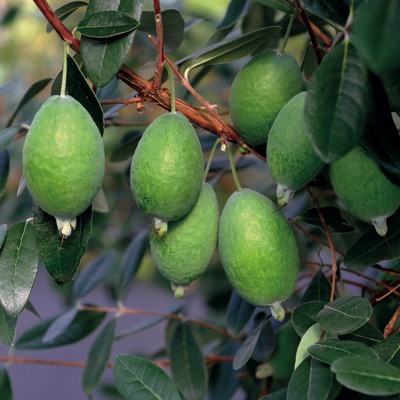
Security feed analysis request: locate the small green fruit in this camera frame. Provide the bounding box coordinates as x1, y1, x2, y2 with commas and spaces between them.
150, 183, 219, 297
130, 112, 204, 222
218, 189, 299, 309
22, 95, 105, 237
329, 146, 400, 236
267, 92, 325, 206
229, 50, 304, 146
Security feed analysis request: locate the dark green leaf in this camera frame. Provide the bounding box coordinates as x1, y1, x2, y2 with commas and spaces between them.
304, 41, 371, 163
46, 1, 88, 33
301, 270, 332, 303
185, 26, 281, 76
302, 0, 349, 26
109, 130, 142, 162
73, 251, 117, 299
331, 356, 400, 396
0, 303, 16, 345
308, 358, 338, 400
0, 150, 9, 194
292, 301, 327, 337
353, 0, 400, 74
116, 228, 149, 300
226, 290, 255, 337
0, 127, 20, 153
113, 354, 182, 400
317, 296, 372, 335
170, 322, 208, 400
374, 332, 400, 368
262, 387, 287, 399
0, 221, 38, 317
33, 205, 92, 285
0, 224, 7, 250
24, 300, 43, 322
42, 307, 78, 344
287, 357, 311, 399
51, 54, 104, 135
308, 339, 378, 365
77, 11, 139, 38
0, 369, 12, 400
83, 317, 116, 394
344, 214, 400, 271
139, 10, 185, 50
80, 0, 144, 88
6, 78, 52, 127
16, 308, 106, 349
301, 206, 354, 233
340, 323, 384, 347
253, 0, 294, 13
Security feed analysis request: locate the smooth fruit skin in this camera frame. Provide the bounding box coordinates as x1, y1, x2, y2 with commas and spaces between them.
267, 92, 325, 206
23, 95, 105, 221
329, 146, 400, 236
218, 189, 299, 308
229, 50, 304, 146
130, 112, 204, 222
150, 183, 219, 296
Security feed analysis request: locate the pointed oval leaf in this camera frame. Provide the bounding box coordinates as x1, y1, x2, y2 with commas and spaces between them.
304, 41, 371, 163
0, 150, 9, 194
0, 369, 12, 400
77, 11, 139, 39
0, 127, 20, 153
226, 290, 255, 337
16, 308, 106, 349
169, 321, 208, 400
309, 339, 378, 365
261, 387, 287, 399
308, 358, 339, 400
287, 357, 311, 400
0, 221, 38, 317
91, 187, 109, 213
185, 26, 281, 76
253, 0, 293, 13
46, 1, 88, 33
292, 301, 327, 337
42, 307, 78, 344
0, 224, 7, 250
0, 304, 17, 346
301, 270, 332, 303
331, 356, 400, 396
340, 323, 384, 347
113, 354, 182, 400
374, 332, 400, 367
295, 323, 325, 369
33, 204, 92, 285
83, 317, 116, 394
109, 130, 143, 162
317, 296, 372, 335
302, 0, 349, 26
73, 251, 117, 299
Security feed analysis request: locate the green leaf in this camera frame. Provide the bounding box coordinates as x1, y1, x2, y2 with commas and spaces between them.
353, 0, 400, 74
344, 214, 400, 271
0, 221, 38, 317
73, 251, 116, 299
374, 332, 400, 368
109, 130, 142, 162
16, 308, 106, 349
0, 369, 12, 400
77, 11, 139, 38
6, 78, 52, 127
46, 1, 88, 33
116, 228, 149, 300
292, 301, 327, 337
301, 270, 332, 303
331, 356, 400, 396
80, 0, 144, 88
0, 224, 7, 250
262, 387, 287, 399
302, 0, 349, 26
113, 354, 182, 400
0, 150, 9, 194
317, 296, 372, 335
51, 54, 104, 135
83, 317, 116, 394
304, 41, 371, 163
295, 323, 325, 368
308, 358, 339, 400
139, 10, 185, 50
287, 357, 311, 399
0, 127, 20, 153
340, 323, 384, 347
226, 290, 255, 337
185, 26, 281, 77
169, 321, 208, 400
253, 0, 294, 13
33, 204, 92, 285
308, 339, 379, 365
0, 303, 16, 345
301, 206, 354, 234
42, 307, 78, 344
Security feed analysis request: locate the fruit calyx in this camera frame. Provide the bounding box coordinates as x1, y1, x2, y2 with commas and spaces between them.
372, 216, 388, 237
270, 302, 285, 322
171, 283, 189, 299
154, 218, 168, 238
276, 184, 295, 207
56, 217, 77, 238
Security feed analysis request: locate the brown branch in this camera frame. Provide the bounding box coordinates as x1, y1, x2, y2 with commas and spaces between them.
152, 0, 164, 89
100, 97, 143, 106
384, 304, 400, 338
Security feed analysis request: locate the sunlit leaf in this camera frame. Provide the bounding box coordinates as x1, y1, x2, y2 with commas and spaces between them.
295, 323, 324, 368
0, 303, 17, 345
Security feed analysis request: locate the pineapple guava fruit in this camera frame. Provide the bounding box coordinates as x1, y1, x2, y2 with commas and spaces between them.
130, 112, 204, 224
267, 91, 325, 206
329, 146, 400, 236
150, 183, 219, 298
22, 95, 105, 237
229, 50, 304, 146
218, 189, 299, 314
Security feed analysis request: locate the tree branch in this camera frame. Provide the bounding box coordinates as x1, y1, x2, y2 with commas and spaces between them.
152, 0, 164, 89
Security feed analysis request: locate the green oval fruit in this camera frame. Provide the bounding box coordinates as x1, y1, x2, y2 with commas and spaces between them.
229, 50, 304, 146
267, 91, 325, 206
329, 146, 400, 236
130, 112, 204, 222
22, 95, 105, 236
218, 189, 299, 309
150, 183, 219, 298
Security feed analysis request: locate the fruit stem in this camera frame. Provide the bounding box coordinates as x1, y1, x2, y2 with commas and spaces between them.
203, 138, 221, 183
164, 62, 176, 114
279, 12, 296, 54
227, 143, 243, 192
60, 41, 68, 97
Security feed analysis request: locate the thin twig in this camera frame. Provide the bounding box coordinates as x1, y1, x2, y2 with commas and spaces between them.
152, 0, 165, 89
384, 304, 400, 338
